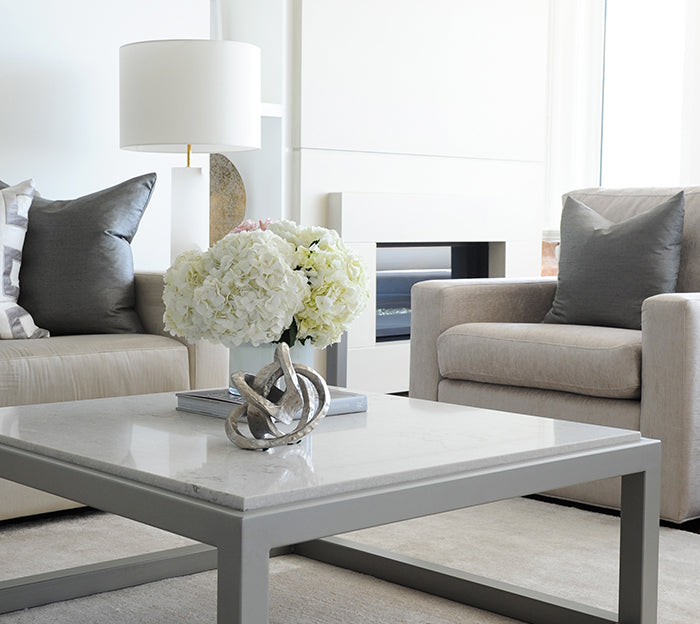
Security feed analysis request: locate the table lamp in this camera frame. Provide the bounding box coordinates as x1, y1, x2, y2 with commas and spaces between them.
119, 39, 261, 263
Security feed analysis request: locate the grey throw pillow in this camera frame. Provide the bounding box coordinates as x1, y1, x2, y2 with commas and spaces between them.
544, 192, 685, 330
15, 173, 156, 335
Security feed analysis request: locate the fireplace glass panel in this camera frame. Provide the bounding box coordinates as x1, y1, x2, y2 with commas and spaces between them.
376, 243, 489, 341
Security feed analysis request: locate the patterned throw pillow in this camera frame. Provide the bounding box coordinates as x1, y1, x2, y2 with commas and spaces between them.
0, 180, 49, 339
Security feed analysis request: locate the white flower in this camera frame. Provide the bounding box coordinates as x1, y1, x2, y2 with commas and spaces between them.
163, 220, 369, 348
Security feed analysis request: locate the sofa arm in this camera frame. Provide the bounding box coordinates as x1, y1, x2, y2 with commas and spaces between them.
134, 272, 172, 338
409, 277, 557, 401
134, 272, 229, 390
641, 292, 700, 521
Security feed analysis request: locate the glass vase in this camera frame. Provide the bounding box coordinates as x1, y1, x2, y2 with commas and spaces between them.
228, 341, 314, 394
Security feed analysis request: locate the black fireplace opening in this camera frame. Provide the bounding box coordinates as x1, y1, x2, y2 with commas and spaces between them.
376, 242, 490, 342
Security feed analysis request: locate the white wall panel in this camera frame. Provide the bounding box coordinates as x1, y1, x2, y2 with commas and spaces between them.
297, 148, 544, 276
299, 0, 549, 161
220, 0, 284, 105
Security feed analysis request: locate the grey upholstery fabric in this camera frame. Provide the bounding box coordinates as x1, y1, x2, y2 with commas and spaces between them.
567, 186, 700, 292
438, 322, 642, 399
17, 173, 156, 335
545, 192, 685, 329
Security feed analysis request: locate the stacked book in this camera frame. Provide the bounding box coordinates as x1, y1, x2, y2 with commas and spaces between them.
176, 387, 368, 419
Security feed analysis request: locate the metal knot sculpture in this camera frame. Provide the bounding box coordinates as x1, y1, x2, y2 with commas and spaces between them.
225, 343, 330, 450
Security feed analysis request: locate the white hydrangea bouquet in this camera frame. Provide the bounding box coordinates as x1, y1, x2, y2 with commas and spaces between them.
162, 219, 369, 350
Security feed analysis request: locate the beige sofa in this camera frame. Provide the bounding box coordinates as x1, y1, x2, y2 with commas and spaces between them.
0, 271, 228, 520
410, 186, 700, 524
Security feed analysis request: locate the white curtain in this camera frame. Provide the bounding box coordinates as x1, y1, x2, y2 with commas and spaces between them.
544, 0, 606, 233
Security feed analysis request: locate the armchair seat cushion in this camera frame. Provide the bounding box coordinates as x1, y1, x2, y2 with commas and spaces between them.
437, 323, 642, 399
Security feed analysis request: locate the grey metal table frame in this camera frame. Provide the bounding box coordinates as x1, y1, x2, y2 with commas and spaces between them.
0, 436, 660, 624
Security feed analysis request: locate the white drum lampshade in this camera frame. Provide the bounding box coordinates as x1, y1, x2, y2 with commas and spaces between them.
120, 39, 261, 154
119, 39, 261, 262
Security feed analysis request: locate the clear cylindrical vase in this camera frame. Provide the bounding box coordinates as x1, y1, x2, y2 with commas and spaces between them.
228, 342, 314, 394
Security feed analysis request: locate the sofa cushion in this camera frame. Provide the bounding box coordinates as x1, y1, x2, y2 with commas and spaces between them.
437, 322, 642, 399
15, 173, 156, 335
0, 333, 190, 407
0, 180, 48, 340
544, 192, 685, 330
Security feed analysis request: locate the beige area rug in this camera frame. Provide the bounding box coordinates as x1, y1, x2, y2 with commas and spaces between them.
0, 497, 698, 623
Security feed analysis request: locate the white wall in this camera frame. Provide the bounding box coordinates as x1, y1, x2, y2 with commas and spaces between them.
1, 0, 599, 276
300, 0, 547, 161
219, 0, 286, 223
292, 0, 549, 276
0, 0, 209, 271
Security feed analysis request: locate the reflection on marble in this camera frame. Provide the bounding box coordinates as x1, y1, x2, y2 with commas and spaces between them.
129, 424, 208, 476
0, 393, 641, 512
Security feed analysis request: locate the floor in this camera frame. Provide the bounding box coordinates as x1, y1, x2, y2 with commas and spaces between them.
528, 494, 700, 534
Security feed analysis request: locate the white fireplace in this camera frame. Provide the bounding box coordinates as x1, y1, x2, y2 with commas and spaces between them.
326, 192, 541, 394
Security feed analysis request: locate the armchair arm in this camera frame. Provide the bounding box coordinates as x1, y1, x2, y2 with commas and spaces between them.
134, 272, 228, 390
641, 292, 700, 521
409, 277, 557, 401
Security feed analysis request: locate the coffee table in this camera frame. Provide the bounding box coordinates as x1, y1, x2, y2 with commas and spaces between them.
0, 392, 660, 623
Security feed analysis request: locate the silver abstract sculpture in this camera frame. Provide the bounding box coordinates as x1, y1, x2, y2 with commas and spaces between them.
225, 342, 330, 450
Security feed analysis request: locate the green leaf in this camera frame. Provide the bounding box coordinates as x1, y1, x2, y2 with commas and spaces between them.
276, 319, 298, 347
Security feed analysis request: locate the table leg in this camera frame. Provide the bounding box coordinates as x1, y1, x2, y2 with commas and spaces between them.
217, 538, 270, 624
618, 454, 661, 624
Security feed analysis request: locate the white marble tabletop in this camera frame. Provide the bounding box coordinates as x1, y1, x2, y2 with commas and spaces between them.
0, 392, 641, 511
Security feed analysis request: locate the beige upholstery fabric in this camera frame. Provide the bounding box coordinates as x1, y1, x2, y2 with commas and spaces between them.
0, 480, 79, 520
412, 278, 700, 520
135, 272, 229, 390
0, 271, 229, 521
438, 323, 641, 399
438, 379, 642, 512
410, 187, 700, 522
640, 292, 700, 522
437, 379, 641, 431
409, 277, 557, 401
0, 334, 190, 407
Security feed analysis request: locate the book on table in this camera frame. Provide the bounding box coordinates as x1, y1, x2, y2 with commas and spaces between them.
176, 387, 368, 419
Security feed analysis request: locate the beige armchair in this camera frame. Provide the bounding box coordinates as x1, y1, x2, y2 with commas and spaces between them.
410, 186, 700, 523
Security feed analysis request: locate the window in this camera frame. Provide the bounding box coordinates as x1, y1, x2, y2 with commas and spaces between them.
600, 0, 687, 187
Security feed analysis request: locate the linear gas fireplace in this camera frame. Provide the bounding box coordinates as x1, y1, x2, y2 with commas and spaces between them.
327, 191, 540, 393
376, 242, 489, 342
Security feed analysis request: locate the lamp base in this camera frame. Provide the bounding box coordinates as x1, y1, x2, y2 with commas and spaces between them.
171, 166, 209, 264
